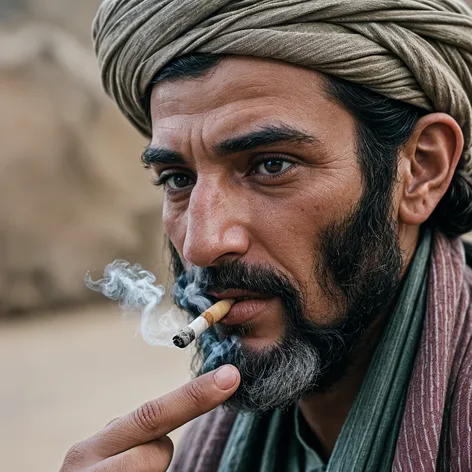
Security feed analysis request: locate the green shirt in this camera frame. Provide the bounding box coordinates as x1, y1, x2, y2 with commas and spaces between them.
288, 406, 326, 471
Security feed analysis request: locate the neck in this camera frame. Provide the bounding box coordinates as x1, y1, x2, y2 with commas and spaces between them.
298, 311, 389, 460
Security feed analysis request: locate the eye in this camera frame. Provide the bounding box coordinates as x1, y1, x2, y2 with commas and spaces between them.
253, 159, 294, 175
164, 173, 194, 191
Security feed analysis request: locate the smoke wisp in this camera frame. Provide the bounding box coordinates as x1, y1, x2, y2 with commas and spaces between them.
85, 259, 189, 347
85, 259, 242, 373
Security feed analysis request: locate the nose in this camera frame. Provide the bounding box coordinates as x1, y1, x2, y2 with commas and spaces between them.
182, 179, 249, 267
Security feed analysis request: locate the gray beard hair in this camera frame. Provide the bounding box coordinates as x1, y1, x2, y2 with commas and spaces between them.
200, 335, 322, 412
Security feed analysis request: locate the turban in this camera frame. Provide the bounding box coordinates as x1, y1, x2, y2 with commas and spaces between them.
93, 0, 472, 170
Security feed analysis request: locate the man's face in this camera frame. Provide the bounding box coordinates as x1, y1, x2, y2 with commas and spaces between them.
148, 57, 402, 410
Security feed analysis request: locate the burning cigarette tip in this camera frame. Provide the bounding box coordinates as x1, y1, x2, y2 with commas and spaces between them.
173, 299, 235, 349
172, 328, 196, 348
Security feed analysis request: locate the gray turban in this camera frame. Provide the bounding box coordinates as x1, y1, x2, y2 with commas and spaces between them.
93, 0, 472, 169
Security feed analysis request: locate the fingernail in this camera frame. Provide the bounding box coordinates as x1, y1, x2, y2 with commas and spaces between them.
214, 366, 237, 390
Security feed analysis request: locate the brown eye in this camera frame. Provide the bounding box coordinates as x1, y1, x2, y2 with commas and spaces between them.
166, 174, 194, 190
264, 160, 283, 173
255, 159, 293, 175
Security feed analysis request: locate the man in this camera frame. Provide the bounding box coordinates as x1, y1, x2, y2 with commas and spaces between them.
61, 1, 472, 471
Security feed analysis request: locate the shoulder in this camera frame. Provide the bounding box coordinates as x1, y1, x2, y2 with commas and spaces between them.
168, 406, 238, 472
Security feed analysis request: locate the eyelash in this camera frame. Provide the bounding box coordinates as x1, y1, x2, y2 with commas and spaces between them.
151, 174, 174, 187
151, 155, 298, 191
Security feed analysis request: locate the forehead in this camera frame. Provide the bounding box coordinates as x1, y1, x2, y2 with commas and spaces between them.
149, 57, 340, 143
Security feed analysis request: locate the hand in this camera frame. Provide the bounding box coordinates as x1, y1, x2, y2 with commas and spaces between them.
60, 365, 240, 471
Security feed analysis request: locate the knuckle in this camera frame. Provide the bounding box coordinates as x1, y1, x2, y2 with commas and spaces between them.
133, 399, 166, 432
61, 442, 88, 470
104, 416, 120, 428
184, 379, 206, 407
109, 438, 174, 472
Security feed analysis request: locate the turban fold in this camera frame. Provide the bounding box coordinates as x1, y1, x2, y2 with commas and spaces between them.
93, 0, 472, 169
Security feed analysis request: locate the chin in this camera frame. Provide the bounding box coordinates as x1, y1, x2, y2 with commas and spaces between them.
196, 328, 324, 413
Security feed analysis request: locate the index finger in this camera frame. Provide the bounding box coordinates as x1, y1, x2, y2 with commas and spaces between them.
92, 365, 240, 457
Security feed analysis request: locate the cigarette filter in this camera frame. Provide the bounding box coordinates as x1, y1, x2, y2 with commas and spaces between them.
172, 299, 235, 348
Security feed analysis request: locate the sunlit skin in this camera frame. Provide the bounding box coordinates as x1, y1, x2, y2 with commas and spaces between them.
147, 57, 463, 458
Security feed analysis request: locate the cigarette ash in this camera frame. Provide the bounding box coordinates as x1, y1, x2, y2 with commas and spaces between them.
85, 260, 188, 347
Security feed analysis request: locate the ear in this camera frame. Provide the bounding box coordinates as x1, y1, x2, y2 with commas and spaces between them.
398, 113, 464, 226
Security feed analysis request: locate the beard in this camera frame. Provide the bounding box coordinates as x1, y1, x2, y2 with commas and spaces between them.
170, 180, 403, 413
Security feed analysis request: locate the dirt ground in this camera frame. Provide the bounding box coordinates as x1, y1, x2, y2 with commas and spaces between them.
0, 304, 192, 472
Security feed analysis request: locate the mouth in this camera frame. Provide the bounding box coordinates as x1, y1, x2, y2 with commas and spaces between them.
208, 290, 275, 326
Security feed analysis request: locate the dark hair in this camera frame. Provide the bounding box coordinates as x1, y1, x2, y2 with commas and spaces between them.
143, 53, 472, 237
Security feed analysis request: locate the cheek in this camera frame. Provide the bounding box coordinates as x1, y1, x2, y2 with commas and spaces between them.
253, 198, 320, 260
251, 179, 361, 323
254, 179, 359, 259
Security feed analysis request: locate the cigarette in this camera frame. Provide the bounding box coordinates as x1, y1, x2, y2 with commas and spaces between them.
172, 299, 235, 349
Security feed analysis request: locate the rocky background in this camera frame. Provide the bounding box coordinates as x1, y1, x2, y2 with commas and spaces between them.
0, 0, 167, 315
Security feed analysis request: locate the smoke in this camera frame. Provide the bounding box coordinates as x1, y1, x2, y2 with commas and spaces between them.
85, 260, 198, 347
198, 329, 239, 371
85, 259, 241, 373
172, 266, 213, 313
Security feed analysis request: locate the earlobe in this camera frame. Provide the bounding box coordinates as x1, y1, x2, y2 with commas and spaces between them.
399, 113, 464, 227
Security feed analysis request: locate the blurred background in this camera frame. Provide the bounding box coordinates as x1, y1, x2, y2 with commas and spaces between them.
3, 1, 472, 471
0, 2, 190, 471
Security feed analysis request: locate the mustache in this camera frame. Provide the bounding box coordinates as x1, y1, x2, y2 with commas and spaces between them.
172, 259, 306, 315
196, 260, 300, 298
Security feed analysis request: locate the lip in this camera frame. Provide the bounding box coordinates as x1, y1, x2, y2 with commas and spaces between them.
219, 298, 274, 326
208, 289, 270, 301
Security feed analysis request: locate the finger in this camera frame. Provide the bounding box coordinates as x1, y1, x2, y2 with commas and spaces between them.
105, 417, 120, 427
94, 436, 174, 472
92, 365, 239, 457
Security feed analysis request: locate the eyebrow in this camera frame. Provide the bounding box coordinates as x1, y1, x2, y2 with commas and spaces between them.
213, 124, 320, 156
141, 147, 187, 167
141, 123, 320, 167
